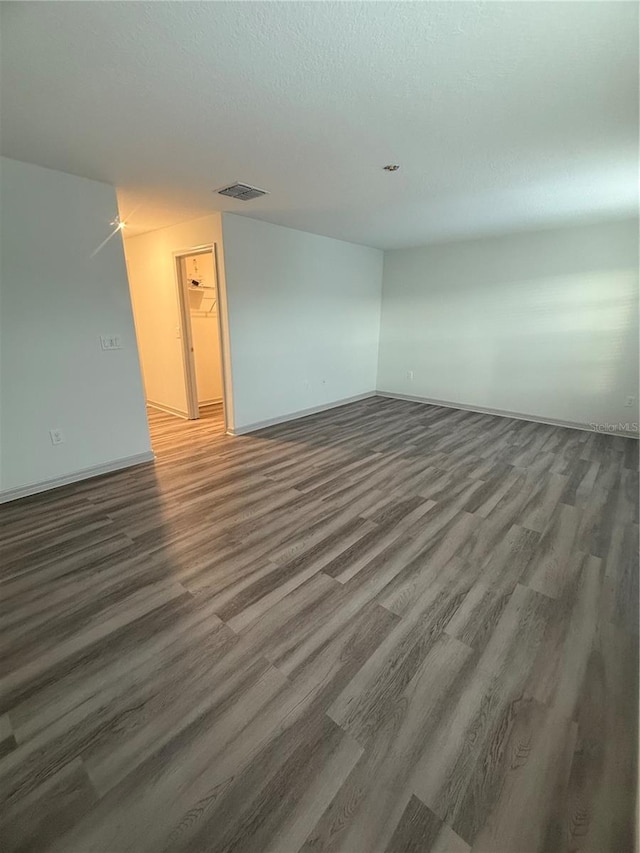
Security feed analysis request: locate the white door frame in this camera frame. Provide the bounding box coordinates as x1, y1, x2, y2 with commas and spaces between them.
173, 243, 229, 430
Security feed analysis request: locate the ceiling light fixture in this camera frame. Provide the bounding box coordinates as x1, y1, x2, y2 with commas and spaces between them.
383, 165, 400, 172
110, 216, 126, 230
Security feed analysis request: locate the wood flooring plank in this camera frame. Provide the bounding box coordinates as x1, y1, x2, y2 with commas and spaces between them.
445, 524, 540, 650
553, 620, 638, 853
375, 510, 481, 616
169, 712, 362, 853
8, 596, 230, 745
410, 584, 555, 839
0, 757, 98, 853
0, 580, 191, 712
522, 503, 582, 599
329, 559, 476, 747
0, 715, 17, 760
384, 794, 470, 853
467, 698, 578, 853
602, 522, 639, 635
301, 633, 474, 853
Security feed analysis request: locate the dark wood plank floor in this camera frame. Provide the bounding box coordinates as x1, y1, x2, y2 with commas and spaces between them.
1, 398, 638, 852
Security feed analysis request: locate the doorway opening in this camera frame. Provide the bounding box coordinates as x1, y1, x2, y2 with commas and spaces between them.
175, 245, 226, 423
125, 236, 231, 452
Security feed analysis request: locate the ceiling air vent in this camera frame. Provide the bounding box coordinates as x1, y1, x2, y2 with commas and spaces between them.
216, 182, 269, 201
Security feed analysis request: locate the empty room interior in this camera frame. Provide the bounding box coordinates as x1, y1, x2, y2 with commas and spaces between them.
0, 2, 638, 852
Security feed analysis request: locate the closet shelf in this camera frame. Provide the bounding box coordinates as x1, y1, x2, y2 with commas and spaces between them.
188, 285, 216, 291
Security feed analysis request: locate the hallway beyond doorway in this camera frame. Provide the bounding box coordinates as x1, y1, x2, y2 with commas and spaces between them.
146, 403, 225, 453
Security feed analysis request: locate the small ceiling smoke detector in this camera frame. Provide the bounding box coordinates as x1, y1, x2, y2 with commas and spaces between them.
215, 182, 269, 201
383, 165, 400, 172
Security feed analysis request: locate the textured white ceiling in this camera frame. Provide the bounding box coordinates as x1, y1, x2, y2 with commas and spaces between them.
1, 2, 637, 248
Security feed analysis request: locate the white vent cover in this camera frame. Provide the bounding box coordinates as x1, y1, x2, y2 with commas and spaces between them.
216, 182, 269, 201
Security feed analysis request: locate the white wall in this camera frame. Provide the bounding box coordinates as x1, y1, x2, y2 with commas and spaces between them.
123, 215, 228, 417
377, 218, 639, 430
0, 157, 151, 498
220, 214, 383, 431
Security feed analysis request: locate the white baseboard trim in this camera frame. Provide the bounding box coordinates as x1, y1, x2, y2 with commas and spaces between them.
227, 392, 377, 436
0, 451, 156, 505
146, 401, 190, 419
199, 398, 223, 408
376, 391, 639, 439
